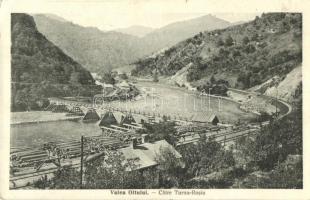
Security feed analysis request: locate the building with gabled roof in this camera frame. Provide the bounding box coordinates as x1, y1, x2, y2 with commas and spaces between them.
191, 113, 219, 125
118, 139, 183, 171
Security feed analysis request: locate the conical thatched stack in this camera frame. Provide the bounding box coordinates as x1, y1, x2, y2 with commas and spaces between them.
99, 111, 118, 127
120, 113, 136, 125
83, 108, 100, 121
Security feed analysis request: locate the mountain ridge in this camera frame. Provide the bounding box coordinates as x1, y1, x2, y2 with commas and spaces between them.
113, 25, 154, 37
33, 14, 148, 74
33, 13, 234, 74
141, 14, 232, 53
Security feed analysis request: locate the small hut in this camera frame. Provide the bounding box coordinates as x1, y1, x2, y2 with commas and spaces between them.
83, 108, 100, 121
99, 111, 118, 127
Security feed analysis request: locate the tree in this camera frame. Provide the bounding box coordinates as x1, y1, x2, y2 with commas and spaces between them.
83, 151, 145, 189
244, 44, 256, 54
119, 73, 128, 80
235, 102, 302, 171
251, 33, 259, 41
217, 38, 224, 46
238, 158, 302, 188
34, 150, 146, 189
155, 147, 184, 188
233, 50, 241, 57
225, 35, 234, 46
280, 21, 291, 33
242, 36, 250, 45
178, 136, 235, 177
101, 72, 116, 85
153, 71, 159, 82
137, 121, 178, 145
50, 166, 80, 189
210, 75, 216, 84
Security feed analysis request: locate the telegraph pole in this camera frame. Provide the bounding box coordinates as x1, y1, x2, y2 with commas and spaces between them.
209, 88, 212, 111
218, 96, 221, 112
276, 87, 278, 117
80, 136, 84, 189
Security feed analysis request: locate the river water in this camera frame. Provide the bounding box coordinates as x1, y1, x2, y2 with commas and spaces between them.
103, 81, 256, 123
11, 120, 102, 149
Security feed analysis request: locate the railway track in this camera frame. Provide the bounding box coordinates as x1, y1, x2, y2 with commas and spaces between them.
176, 127, 259, 146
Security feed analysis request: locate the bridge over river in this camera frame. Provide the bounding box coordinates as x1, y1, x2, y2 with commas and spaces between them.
10, 82, 292, 189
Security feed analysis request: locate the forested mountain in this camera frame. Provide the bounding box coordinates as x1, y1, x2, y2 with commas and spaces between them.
132, 13, 302, 95
141, 14, 231, 53
114, 25, 154, 37
33, 14, 149, 74
33, 14, 232, 74
11, 13, 99, 111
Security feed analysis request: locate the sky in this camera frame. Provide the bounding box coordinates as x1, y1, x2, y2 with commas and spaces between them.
48, 11, 260, 31
7, 0, 261, 31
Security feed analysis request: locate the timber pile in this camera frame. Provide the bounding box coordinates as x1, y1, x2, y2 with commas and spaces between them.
10, 136, 123, 170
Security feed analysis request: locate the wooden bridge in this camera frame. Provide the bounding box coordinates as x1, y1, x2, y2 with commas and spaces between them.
48, 97, 193, 123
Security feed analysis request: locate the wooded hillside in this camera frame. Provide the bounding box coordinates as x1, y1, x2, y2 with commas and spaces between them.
11, 13, 100, 111
132, 13, 302, 90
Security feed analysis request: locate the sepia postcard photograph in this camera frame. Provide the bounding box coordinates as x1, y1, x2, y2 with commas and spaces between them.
0, 0, 309, 199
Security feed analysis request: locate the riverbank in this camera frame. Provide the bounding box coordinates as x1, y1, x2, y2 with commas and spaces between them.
11, 111, 82, 125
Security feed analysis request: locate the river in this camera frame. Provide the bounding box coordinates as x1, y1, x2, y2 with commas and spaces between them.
103, 81, 256, 123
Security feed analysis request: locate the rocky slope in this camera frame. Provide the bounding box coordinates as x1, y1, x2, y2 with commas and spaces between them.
263, 65, 302, 102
